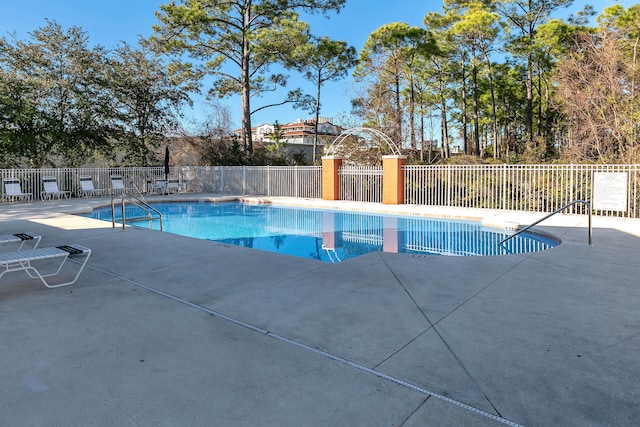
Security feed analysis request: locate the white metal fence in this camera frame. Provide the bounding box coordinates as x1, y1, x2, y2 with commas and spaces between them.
405, 164, 639, 218
2, 164, 639, 218
0, 167, 168, 200
339, 165, 383, 203
0, 166, 322, 201
180, 166, 322, 198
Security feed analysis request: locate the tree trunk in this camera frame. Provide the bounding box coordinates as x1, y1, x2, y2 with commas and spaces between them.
439, 74, 450, 159
395, 74, 402, 145
409, 75, 416, 151
461, 55, 469, 155
544, 76, 553, 155
241, 6, 253, 153
419, 102, 425, 162
482, 51, 499, 160
632, 38, 639, 148
472, 50, 480, 157
313, 72, 321, 163
537, 65, 543, 138
633, 35, 639, 98
525, 43, 534, 145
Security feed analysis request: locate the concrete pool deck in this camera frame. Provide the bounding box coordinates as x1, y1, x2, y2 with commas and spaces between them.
1, 194, 639, 426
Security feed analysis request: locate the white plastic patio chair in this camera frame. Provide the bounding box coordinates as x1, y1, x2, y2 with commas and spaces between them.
0, 244, 91, 288
41, 177, 71, 200
0, 232, 41, 251
110, 175, 132, 195
79, 176, 107, 197
149, 178, 167, 194
2, 178, 32, 202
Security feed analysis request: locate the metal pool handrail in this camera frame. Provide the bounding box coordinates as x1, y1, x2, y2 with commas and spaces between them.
500, 200, 592, 246
111, 194, 163, 232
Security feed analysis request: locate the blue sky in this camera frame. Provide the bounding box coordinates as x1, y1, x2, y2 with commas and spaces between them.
0, 0, 617, 132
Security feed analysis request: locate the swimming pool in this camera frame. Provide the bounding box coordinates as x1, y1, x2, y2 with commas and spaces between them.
84, 202, 558, 262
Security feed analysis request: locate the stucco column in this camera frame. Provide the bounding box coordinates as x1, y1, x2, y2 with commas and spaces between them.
322, 156, 343, 201
382, 155, 406, 205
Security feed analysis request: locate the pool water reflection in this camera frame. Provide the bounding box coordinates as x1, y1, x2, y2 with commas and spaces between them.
83, 202, 558, 262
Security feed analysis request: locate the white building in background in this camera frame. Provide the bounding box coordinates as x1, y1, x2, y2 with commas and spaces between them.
240, 118, 343, 162
250, 118, 343, 146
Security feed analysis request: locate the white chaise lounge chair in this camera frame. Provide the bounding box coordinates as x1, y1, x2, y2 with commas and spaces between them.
110, 175, 131, 195
0, 232, 41, 251
41, 177, 71, 200
0, 244, 91, 288
79, 176, 107, 197
167, 178, 185, 194
2, 178, 32, 202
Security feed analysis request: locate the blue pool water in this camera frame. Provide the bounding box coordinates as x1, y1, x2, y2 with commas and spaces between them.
83, 202, 558, 262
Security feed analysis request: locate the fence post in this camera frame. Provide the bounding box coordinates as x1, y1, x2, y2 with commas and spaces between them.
634, 165, 638, 217
267, 166, 271, 197
242, 166, 246, 195
322, 156, 343, 201
382, 155, 406, 204
447, 164, 452, 207
502, 164, 507, 210
570, 163, 574, 213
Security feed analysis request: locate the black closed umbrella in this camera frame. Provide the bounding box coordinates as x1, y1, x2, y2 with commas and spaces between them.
164, 146, 170, 181
163, 146, 170, 195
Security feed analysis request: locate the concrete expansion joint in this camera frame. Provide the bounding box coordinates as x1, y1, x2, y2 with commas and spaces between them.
88, 262, 524, 427
377, 255, 514, 425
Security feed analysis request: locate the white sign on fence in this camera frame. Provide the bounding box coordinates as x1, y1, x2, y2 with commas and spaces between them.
593, 172, 628, 212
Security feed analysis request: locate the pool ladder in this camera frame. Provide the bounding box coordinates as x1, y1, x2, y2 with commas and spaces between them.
111, 183, 163, 231
500, 200, 592, 246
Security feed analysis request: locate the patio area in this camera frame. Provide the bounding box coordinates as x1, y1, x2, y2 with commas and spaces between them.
1, 195, 639, 426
